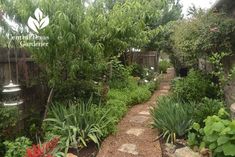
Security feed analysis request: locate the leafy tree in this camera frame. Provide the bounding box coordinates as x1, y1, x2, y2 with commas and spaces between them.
170, 11, 235, 70
0, 0, 182, 100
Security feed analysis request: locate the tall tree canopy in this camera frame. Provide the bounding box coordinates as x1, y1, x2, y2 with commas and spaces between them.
0, 0, 182, 99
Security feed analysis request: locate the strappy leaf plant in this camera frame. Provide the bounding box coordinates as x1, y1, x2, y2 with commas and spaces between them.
150, 96, 193, 143
44, 99, 112, 154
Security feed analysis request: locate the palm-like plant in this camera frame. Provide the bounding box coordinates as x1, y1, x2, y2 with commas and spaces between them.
44, 99, 111, 154
150, 96, 193, 143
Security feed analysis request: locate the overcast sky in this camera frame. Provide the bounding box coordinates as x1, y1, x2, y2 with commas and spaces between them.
180, 0, 218, 16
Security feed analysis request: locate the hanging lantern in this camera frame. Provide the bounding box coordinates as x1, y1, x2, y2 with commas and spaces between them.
2, 41, 23, 106
2, 80, 23, 106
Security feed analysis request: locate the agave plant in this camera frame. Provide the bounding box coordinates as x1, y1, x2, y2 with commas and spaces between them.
150, 96, 193, 143
44, 99, 111, 154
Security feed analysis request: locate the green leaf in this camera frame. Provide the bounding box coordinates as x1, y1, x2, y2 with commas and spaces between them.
222, 142, 235, 156
205, 134, 219, 142
192, 123, 200, 131
209, 143, 217, 150
217, 136, 230, 146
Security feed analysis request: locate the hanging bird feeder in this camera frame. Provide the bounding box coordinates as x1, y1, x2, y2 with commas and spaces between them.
2, 80, 23, 106
2, 40, 23, 106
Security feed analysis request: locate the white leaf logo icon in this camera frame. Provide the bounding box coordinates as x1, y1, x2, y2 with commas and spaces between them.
40, 16, 49, 29
28, 16, 40, 33
35, 8, 43, 21
27, 8, 49, 33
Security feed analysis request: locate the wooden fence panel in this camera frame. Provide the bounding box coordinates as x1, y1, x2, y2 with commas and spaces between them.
0, 48, 48, 131
127, 51, 159, 70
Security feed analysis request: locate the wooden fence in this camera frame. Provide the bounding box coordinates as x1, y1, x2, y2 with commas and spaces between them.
126, 51, 159, 70
0, 48, 48, 130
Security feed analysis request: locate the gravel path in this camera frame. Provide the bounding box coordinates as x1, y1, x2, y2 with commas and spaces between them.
96, 68, 175, 157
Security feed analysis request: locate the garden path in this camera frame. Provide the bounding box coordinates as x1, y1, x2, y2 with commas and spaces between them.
96, 68, 175, 157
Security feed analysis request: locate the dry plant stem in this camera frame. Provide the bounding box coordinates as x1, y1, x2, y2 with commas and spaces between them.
43, 88, 54, 120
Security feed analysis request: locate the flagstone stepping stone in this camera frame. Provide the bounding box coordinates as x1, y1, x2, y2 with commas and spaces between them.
159, 93, 167, 96
118, 144, 138, 155
174, 147, 200, 157
129, 115, 149, 123
159, 89, 168, 93
147, 106, 154, 110
126, 128, 145, 136
139, 111, 150, 115
162, 86, 170, 90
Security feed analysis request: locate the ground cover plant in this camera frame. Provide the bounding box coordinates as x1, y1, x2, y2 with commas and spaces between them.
187, 108, 235, 157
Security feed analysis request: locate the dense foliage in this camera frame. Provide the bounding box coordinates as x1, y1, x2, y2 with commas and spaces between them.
4, 136, 32, 157
44, 77, 157, 154
0, 0, 182, 156
44, 100, 111, 154
188, 108, 235, 157
193, 98, 224, 126
170, 11, 235, 69
0, 0, 182, 101
172, 69, 218, 102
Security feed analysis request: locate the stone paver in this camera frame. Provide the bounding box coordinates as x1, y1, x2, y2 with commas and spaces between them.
126, 128, 145, 136
174, 147, 200, 157
139, 111, 150, 115
129, 115, 149, 123
159, 93, 167, 96
162, 86, 171, 90
159, 89, 168, 93
96, 68, 175, 157
118, 144, 139, 155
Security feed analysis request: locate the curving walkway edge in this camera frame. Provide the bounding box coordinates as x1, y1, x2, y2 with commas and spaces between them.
96, 68, 175, 157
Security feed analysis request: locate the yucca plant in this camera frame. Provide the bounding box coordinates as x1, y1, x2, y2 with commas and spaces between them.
150, 96, 193, 143
44, 99, 111, 154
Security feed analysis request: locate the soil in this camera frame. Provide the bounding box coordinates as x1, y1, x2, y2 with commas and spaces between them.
96, 68, 175, 157
68, 142, 98, 157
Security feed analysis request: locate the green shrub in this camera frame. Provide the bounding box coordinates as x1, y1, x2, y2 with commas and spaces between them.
44, 100, 113, 153
108, 77, 152, 106
188, 108, 235, 157
193, 98, 224, 126
4, 136, 32, 157
110, 59, 130, 89
150, 96, 193, 143
106, 99, 127, 121
147, 79, 160, 93
172, 69, 217, 102
129, 86, 151, 104
130, 63, 145, 78
0, 106, 19, 156
108, 89, 132, 104
159, 60, 171, 73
